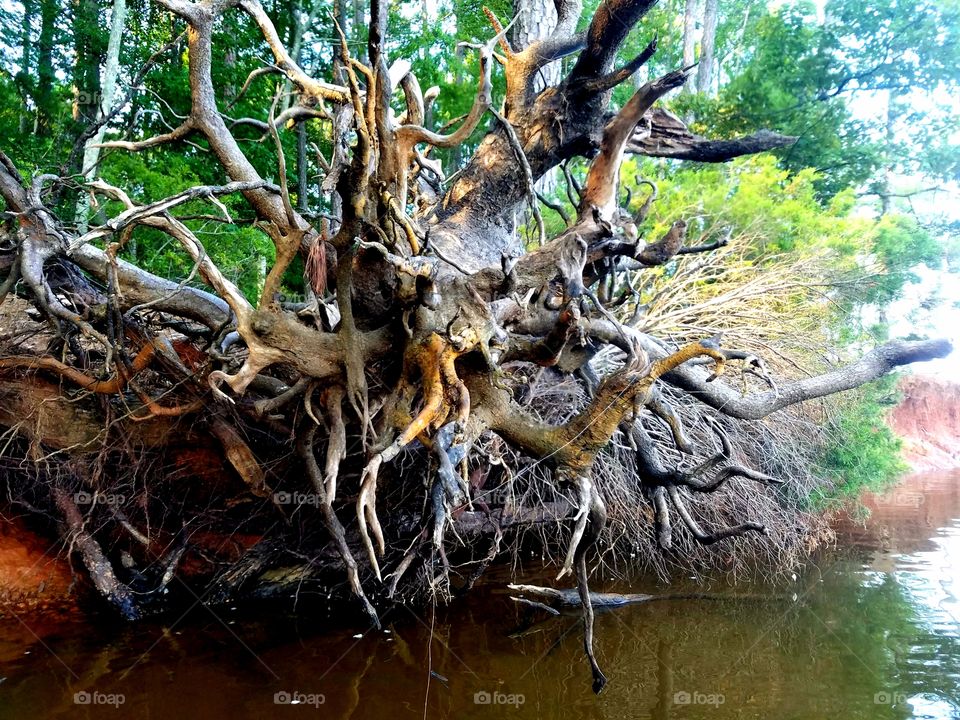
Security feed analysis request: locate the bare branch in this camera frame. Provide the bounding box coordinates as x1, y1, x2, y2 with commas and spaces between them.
94, 119, 194, 151
569, 0, 659, 83
628, 110, 798, 162
71, 179, 276, 251
623, 331, 953, 420
579, 34, 658, 94
580, 69, 690, 220
238, 0, 350, 104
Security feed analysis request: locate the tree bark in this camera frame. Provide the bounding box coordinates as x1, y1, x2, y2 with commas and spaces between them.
72, 0, 105, 130
681, 0, 699, 91
76, 0, 127, 232
34, 0, 57, 134
696, 0, 718, 94
18, 0, 35, 134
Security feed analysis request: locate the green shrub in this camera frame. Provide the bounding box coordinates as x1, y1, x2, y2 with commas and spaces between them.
810, 374, 907, 508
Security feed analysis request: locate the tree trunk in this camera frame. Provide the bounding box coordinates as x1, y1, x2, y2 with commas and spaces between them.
75, 0, 127, 232
34, 0, 57, 134
695, 0, 718, 94
18, 0, 36, 134
513, 0, 561, 90
681, 0, 699, 92
879, 89, 902, 216
352, 0, 365, 63
511, 0, 561, 193
72, 0, 105, 130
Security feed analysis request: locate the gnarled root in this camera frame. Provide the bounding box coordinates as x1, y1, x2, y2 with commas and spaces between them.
431, 422, 469, 549
299, 419, 380, 626
628, 416, 782, 550
54, 487, 141, 620
208, 345, 285, 404
554, 471, 608, 693
558, 474, 594, 580
0, 338, 157, 393
356, 331, 474, 580
356, 453, 386, 581
571, 473, 609, 694
667, 484, 766, 545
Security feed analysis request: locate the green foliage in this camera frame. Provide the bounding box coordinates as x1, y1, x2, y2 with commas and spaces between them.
665, 0, 960, 198
673, 4, 882, 197
811, 374, 907, 508
627, 154, 867, 258
534, 153, 945, 357
866, 214, 942, 303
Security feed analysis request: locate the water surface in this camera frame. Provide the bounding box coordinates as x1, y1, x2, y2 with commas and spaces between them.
1, 471, 958, 718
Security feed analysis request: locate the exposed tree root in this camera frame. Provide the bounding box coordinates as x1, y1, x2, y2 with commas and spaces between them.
299, 419, 380, 626
53, 487, 140, 620
0, 339, 157, 393
0, 0, 951, 693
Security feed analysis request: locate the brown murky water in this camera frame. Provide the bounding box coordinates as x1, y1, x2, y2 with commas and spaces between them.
0, 471, 958, 719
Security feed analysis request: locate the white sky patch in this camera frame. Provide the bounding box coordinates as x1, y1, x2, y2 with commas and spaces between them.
886, 266, 960, 376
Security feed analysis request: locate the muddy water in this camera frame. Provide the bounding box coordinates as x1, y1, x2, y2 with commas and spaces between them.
0, 472, 958, 719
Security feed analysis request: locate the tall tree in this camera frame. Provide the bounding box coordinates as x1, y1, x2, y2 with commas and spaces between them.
34, 0, 58, 134
681, 0, 698, 90
513, 0, 560, 88
72, 0, 105, 130
76, 0, 127, 231
17, 0, 36, 133
695, 0, 717, 93
687, 0, 960, 196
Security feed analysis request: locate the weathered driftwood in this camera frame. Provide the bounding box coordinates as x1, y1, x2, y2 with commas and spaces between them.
508, 582, 783, 609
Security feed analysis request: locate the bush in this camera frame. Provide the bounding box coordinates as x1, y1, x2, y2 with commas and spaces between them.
811, 374, 907, 508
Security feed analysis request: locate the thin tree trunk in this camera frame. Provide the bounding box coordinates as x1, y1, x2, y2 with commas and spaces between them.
513, 0, 561, 90
328, 0, 348, 229
880, 89, 902, 217
76, 0, 127, 232
72, 0, 105, 129
695, 0, 717, 94
35, 0, 57, 134
352, 0, 365, 63
449, 41, 464, 171
284, 0, 322, 112
19, 0, 35, 134
297, 120, 308, 212
223, 47, 237, 101
681, 0, 699, 92
513, 0, 560, 193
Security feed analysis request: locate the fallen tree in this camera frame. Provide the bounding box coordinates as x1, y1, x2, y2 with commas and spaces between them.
0, 0, 950, 693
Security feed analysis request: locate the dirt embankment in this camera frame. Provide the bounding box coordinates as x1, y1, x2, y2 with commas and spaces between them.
0, 516, 77, 615
887, 375, 960, 472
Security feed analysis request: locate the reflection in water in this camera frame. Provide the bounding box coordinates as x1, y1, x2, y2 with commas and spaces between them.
0, 471, 958, 719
